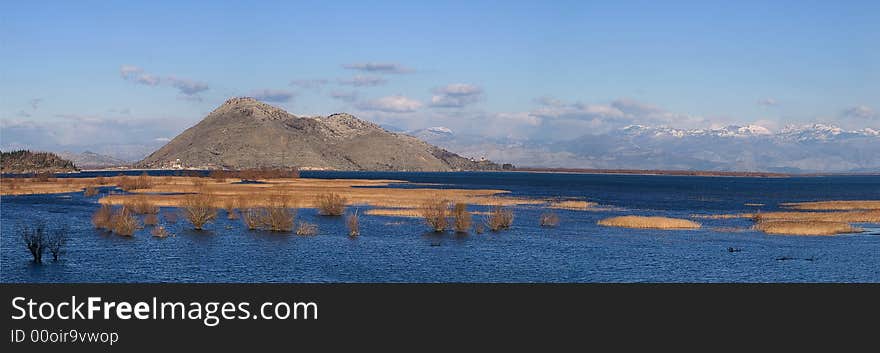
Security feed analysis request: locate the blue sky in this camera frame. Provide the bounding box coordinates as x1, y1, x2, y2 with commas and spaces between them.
1, 0, 878, 154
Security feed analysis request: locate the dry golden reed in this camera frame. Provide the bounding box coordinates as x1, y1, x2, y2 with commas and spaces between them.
597, 216, 700, 230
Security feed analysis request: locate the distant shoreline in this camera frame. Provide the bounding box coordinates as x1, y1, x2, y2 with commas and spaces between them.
4, 167, 880, 178
510, 167, 880, 178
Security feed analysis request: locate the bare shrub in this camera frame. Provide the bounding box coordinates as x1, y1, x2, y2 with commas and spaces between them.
143, 213, 159, 226
474, 222, 485, 234
209, 170, 230, 182
47, 225, 67, 261
540, 212, 560, 227
242, 208, 264, 230
486, 205, 514, 231
83, 186, 99, 197
420, 199, 449, 232
118, 173, 152, 191
316, 192, 346, 216
262, 207, 295, 232
22, 222, 47, 263
95, 176, 106, 185
452, 202, 472, 233
296, 222, 318, 236
223, 198, 238, 219
181, 194, 217, 230
111, 207, 138, 236
151, 226, 169, 238
92, 204, 114, 229
346, 210, 360, 237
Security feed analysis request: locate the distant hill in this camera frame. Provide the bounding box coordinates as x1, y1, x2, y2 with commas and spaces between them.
137, 97, 502, 171
58, 151, 129, 169
1, 150, 77, 173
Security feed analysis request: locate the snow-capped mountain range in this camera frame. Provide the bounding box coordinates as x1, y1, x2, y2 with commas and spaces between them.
620, 123, 879, 140
412, 123, 880, 173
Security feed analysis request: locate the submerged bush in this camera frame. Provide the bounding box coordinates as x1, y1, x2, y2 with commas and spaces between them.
316, 192, 346, 216
92, 204, 114, 229
421, 199, 449, 232
111, 207, 138, 236
47, 225, 66, 261
452, 202, 472, 233
486, 206, 514, 231
347, 210, 360, 237
151, 226, 169, 238
181, 194, 217, 230
540, 212, 560, 227
22, 222, 47, 263
296, 222, 318, 236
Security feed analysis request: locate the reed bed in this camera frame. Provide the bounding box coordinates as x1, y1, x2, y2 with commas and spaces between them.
755, 210, 880, 223
781, 200, 880, 211
754, 220, 859, 236
597, 216, 701, 230
548, 200, 596, 210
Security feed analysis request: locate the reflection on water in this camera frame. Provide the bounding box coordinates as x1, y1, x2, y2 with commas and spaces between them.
1, 171, 879, 282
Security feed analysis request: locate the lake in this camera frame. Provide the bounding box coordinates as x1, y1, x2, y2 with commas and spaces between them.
2, 171, 879, 282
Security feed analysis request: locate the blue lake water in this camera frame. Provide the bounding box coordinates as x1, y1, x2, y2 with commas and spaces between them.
2, 171, 879, 282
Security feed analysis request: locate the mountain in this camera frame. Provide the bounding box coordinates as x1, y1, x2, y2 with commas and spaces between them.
137, 97, 502, 171
1, 150, 77, 173
58, 151, 129, 169
418, 123, 880, 173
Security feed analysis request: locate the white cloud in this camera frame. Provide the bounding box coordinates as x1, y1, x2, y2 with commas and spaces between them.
329, 90, 359, 102
337, 75, 387, 87
758, 98, 778, 107
357, 95, 423, 113
250, 89, 296, 103
166, 76, 209, 96
429, 83, 484, 108
342, 62, 412, 74
136, 74, 161, 86
289, 79, 328, 89
844, 105, 875, 119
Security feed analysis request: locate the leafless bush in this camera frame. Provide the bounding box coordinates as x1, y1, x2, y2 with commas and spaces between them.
47, 225, 67, 261
95, 176, 106, 185
242, 208, 264, 230
262, 207, 295, 232
83, 186, 99, 197
474, 223, 485, 234
111, 207, 138, 236
34, 172, 53, 182
540, 212, 560, 227
452, 202, 472, 233
223, 198, 238, 219
92, 204, 113, 229
22, 222, 47, 263
181, 194, 217, 230
151, 226, 169, 238
118, 173, 152, 191
316, 192, 346, 216
421, 199, 449, 232
486, 205, 514, 231
296, 222, 318, 236
347, 210, 360, 237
